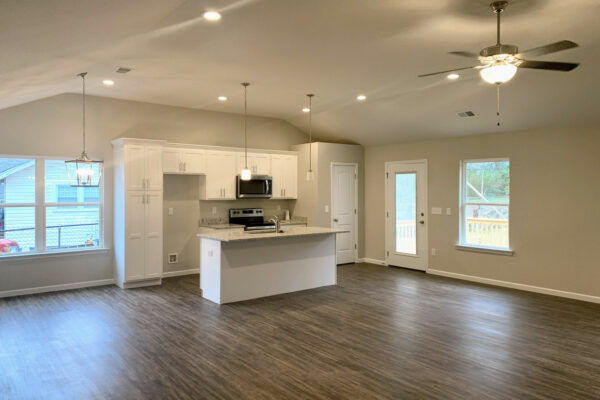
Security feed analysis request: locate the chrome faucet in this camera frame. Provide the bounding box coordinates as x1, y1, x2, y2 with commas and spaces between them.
269, 216, 281, 233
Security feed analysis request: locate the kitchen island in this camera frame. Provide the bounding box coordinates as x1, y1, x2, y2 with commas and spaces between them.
197, 227, 346, 304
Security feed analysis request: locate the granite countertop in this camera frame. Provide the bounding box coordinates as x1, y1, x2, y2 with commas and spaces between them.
197, 226, 347, 242
199, 223, 245, 229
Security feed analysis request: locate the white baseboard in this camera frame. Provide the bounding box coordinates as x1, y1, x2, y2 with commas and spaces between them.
427, 268, 600, 304
357, 258, 388, 266
162, 268, 200, 278
0, 278, 115, 299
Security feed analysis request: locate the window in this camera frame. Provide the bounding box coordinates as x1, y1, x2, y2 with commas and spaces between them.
0, 156, 103, 256
460, 159, 509, 250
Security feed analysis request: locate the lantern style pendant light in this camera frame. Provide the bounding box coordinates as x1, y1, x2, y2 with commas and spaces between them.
306, 94, 315, 181
240, 82, 252, 181
65, 72, 103, 187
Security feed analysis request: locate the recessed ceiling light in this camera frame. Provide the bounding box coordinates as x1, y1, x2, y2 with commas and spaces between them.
203, 10, 221, 21
447, 73, 460, 80
302, 107, 310, 113
102, 80, 114, 86
217, 96, 228, 102
356, 94, 366, 101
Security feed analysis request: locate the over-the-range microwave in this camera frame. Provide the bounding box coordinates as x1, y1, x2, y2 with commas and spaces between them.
236, 175, 273, 199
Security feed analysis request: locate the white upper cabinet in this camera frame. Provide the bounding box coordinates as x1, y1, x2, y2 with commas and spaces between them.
271, 154, 298, 199
125, 144, 163, 191
162, 147, 205, 174
201, 151, 237, 200
237, 152, 271, 176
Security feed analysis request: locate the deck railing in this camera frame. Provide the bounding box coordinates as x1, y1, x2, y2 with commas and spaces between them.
394, 217, 509, 251
465, 218, 508, 248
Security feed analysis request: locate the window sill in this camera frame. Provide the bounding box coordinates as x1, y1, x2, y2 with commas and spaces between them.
455, 245, 514, 256
0, 247, 110, 261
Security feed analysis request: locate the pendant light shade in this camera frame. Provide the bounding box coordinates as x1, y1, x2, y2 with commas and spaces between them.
65, 72, 103, 187
306, 94, 315, 181
240, 82, 252, 181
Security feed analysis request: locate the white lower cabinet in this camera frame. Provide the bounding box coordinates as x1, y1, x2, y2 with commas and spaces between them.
123, 191, 163, 283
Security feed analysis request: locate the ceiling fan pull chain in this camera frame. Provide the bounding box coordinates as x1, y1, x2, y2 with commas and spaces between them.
496, 84, 501, 127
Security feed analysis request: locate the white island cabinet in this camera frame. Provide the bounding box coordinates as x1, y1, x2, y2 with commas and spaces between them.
198, 227, 346, 304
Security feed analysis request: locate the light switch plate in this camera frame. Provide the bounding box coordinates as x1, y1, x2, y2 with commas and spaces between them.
446, 208, 452, 215
211, 206, 217, 215
325, 205, 329, 213
168, 207, 174, 216
431, 207, 442, 215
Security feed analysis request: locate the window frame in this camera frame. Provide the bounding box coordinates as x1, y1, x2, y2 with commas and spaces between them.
0, 154, 104, 258
459, 157, 511, 252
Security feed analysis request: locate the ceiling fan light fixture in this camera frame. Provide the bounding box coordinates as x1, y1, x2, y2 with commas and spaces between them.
203, 10, 221, 21
447, 73, 460, 80
479, 62, 517, 84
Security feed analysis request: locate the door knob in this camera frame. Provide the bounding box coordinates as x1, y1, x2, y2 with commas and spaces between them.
419, 220, 425, 224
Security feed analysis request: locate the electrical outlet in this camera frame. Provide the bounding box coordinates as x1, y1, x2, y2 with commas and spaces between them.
212, 206, 217, 215
431, 248, 437, 256
168, 253, 178, 264
168, 207, 174, 216
446, 208, 452, 215
325, 205, 329, 213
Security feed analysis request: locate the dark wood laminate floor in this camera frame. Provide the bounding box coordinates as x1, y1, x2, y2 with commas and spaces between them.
1, 263, 599, 399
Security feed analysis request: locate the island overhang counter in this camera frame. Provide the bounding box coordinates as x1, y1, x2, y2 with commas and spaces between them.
197, 227, 347, 304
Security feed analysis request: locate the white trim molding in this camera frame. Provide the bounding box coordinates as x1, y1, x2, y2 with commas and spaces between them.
0, 278, 115, 299
427, 269, 600, 304
357, 258, 388, 266
455, 245, 514, 256
162, 268, 200, 278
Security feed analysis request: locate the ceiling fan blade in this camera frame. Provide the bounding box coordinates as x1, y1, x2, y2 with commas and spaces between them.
448, 51, 479, 59
418, 65, 478, 78
517, 40, 578, 58
518, 60, 579, 71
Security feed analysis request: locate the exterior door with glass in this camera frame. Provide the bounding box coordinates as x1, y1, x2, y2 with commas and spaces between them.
385, 160, 428, 270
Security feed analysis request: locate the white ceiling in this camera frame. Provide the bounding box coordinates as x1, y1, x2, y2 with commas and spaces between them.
1, 0, 599, 145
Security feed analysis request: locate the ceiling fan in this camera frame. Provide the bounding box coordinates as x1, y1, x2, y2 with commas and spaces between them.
418, 1, 580, 84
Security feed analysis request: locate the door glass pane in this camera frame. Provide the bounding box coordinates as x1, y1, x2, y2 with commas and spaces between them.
0, 207, 36, 254
465, 205, 509, 248
46, 206, 100, 250
395, 173, 416, 254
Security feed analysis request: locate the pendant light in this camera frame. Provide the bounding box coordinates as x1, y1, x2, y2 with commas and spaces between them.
65, 72, 103, 187
240, 82, 252, 181
306, 94, 315, 181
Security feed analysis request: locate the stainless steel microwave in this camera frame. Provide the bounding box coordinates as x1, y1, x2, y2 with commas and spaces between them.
236, 175, 273, 198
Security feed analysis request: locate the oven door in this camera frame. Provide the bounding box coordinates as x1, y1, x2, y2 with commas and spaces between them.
236, 175, 273, 198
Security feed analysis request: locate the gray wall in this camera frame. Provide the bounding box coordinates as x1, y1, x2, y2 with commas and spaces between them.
293, 142, 365, 258
0, 93, 307, 292
364, 127, 600, 297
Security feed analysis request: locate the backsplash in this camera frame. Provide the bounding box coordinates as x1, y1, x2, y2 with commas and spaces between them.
199, 199, 297, 224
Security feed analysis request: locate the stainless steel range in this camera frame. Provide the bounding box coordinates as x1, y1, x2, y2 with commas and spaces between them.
229, 208, 275, 231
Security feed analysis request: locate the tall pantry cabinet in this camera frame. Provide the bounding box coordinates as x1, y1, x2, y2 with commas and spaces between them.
112, 139, 164, 288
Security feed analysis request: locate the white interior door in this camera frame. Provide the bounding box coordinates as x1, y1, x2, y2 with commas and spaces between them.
332, 163, 357, 265
386, 160, 428, 270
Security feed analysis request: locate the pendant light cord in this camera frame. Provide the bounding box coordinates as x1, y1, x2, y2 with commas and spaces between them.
78, 72, 88, 157
242, 82, 250, 168
307, 94, 314, 172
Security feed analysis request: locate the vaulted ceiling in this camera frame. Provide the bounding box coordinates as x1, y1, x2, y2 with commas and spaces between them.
1, 0, 599, 145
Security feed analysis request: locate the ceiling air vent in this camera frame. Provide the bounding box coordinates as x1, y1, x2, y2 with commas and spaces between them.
115, 67, 132, 74
457, 111, 476, 117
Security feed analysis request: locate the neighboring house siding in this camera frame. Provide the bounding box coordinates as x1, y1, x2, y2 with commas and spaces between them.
2, 161, 100, 251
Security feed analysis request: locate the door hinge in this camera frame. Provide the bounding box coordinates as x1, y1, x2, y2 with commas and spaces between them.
386, 172, 389, 178
354, 209, 357, 215
387, 251, 390, 256
355, 173, 357, 180
355, 243, 357, 249
386, 211, 389, 218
